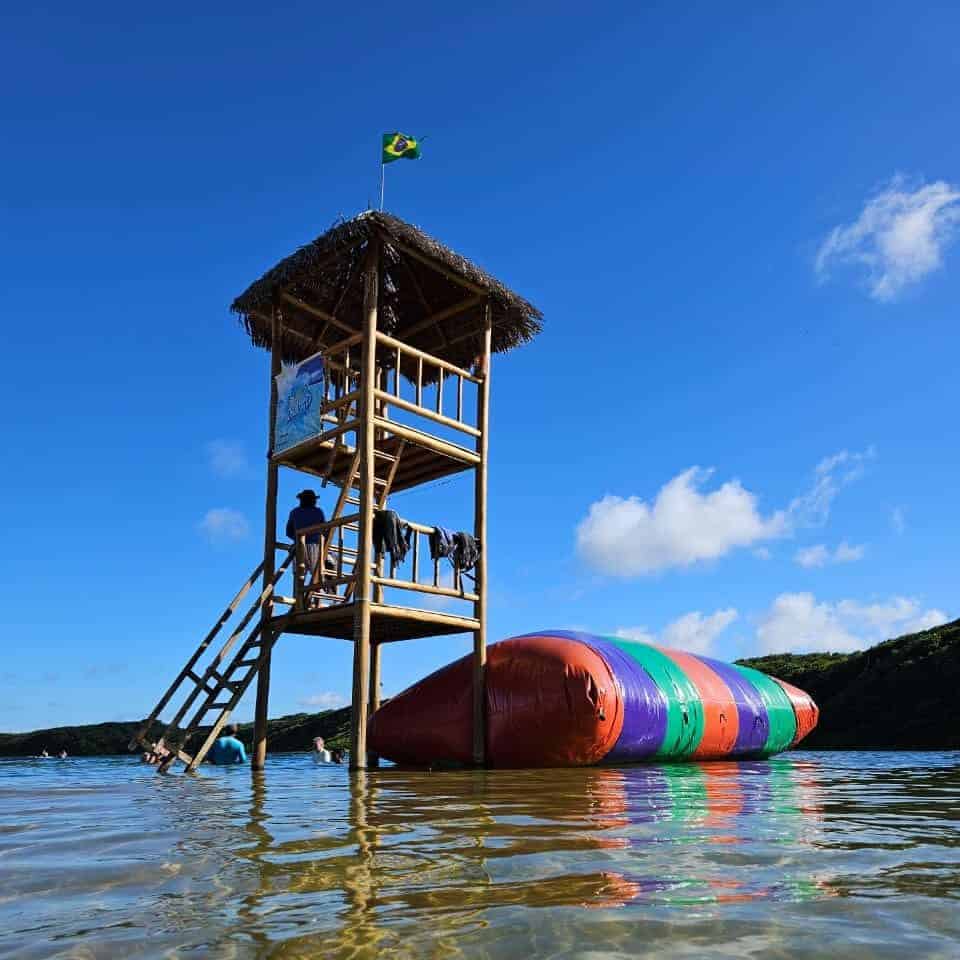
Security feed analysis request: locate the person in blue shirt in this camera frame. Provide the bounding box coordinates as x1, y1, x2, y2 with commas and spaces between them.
286, 489, 327, 587
209, 724, 247, 764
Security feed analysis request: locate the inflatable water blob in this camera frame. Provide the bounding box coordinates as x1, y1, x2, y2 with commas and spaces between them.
368, 630, 819, 767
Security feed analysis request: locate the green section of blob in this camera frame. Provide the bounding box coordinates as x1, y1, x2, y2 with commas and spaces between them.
733, 664, 797, 755
607, 638, 705, 757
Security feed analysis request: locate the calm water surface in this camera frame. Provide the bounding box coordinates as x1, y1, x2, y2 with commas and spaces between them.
1, 752, 958, 958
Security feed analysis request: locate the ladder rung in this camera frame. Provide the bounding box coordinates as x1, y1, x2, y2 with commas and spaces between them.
236, 658, 259, 668
373, 450, 397, 461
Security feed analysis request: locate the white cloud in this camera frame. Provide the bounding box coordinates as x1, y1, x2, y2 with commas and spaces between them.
661, 608, 739, 654
794, 541, 865, 568
299, 691, 348, 710
833, 542, 865, 563
206, 439, 248, 477
891, 507, 906, 534
576, 468, 786, 576
816, 176, 960, 300
199, 507, 249, 543
786, 448, 874, 528
753, 546, 772, 560
616, 607, 738, 656
614, 625, 657, 644
755, 592, 948, 655
794, 544, 829, 568
576, 448, 871, 577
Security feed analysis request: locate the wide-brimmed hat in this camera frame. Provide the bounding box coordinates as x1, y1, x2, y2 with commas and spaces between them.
296, 489, 317, 502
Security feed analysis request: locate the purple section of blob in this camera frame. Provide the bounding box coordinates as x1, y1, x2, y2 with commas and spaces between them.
694, 654, 769, 755
533, 630, 669, 761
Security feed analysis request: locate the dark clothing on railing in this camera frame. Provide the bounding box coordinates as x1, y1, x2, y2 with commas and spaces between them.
373, 510, 413, 565
429, 526, 455, 562
452, 532, 480, 573
286, 506, 326, 545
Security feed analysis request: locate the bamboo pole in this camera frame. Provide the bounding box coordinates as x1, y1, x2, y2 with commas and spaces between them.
370, 603, 480, 630
253, 305, 283, 769
385, 237, 485, 295
368, 642, 381, 768
280, 291, 354, 335
371, 417, 480, 464
372, 389, 480, 437
375, 331, 481, 383
350, 240, 379, 771
372, 576, 478, 602
472, 303, 492, 766
368, 642, 382, 712
397, 294, 485, 340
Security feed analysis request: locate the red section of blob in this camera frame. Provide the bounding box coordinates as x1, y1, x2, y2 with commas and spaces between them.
486, 636, 624, 767
368, 636, 624, 767
367, 655, 474, 765
772, 677, 819, 745
657, 646, 739, 758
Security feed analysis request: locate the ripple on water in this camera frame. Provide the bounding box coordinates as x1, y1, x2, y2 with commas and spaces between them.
0, 753, 958, 958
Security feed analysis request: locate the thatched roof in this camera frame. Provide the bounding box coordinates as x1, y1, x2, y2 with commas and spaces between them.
231, 211, 542, 372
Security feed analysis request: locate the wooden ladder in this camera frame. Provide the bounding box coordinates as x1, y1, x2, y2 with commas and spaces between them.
129, 549, 294, 772
305, 439, 407, 605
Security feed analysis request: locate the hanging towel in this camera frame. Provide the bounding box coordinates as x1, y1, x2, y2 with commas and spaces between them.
373, 510, 413, 565
429, 526, 456, 562
452, 532, 480, 573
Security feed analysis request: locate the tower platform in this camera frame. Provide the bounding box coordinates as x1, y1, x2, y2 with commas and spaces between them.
272, 602, 480, 642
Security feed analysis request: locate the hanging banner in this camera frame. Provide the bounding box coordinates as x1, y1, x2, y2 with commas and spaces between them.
273, 352, 325, 454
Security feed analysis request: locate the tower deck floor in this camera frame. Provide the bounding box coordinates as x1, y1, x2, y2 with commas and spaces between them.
272, 601, 479, 643
273, 427, 473, 492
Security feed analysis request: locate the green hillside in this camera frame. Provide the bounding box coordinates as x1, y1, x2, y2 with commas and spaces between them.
0, 707, 352, 758
739, 617, 960, 749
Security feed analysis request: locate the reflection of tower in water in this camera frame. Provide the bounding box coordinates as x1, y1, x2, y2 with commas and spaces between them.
215, 760, 831, 954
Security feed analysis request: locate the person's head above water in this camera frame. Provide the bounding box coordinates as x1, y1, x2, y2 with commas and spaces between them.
224, 724, 239, 738
313, 736, 325, 750
296, 489, 318, 506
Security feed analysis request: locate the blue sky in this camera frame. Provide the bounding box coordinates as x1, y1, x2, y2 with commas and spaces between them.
2, 2, 958, 731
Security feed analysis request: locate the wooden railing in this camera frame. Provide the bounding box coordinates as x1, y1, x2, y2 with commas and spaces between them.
372, 518, 479, 604
316, 332, 362, 447
291, 513, 478, 611
375, 331, 481, 438
293, 513, 360, 610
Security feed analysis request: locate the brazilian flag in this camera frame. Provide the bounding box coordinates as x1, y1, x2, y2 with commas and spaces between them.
382, 132, 421, 164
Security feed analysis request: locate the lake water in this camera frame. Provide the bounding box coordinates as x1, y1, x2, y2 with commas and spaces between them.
1, 752, 958, 958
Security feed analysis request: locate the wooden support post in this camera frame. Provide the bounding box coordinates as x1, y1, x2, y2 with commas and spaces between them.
368, 641, 381, 768
350, 240, 379, 772
253, 305, 283, 769
472, 303, 492, 766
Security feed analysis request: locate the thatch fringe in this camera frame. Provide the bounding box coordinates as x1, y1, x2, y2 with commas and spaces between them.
230, 211, 542, 366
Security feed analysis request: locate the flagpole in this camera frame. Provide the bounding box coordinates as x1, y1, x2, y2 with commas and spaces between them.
379, 160, 385, 211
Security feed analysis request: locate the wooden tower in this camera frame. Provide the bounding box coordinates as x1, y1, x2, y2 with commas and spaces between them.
130, 212, 541, 771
